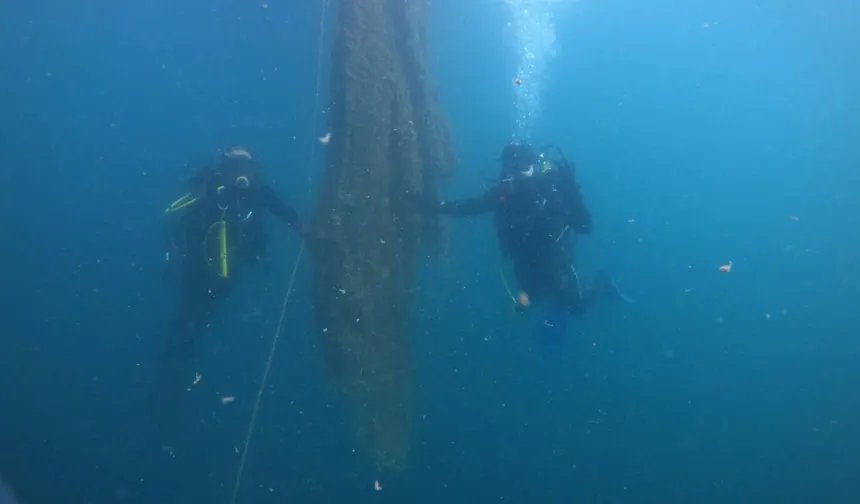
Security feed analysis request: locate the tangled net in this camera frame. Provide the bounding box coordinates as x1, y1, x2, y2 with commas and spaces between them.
311, 0, 455, 472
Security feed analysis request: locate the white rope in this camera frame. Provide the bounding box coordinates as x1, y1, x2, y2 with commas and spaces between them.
229, 1, 329, 502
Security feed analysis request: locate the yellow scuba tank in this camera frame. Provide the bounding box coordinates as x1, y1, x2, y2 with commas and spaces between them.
204, 218, 242, 279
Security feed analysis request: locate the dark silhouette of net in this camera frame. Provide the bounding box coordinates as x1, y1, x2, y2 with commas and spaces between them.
311, 0, 455, 472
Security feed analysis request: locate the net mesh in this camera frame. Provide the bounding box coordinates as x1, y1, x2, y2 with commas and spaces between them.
310, 0, 455, 471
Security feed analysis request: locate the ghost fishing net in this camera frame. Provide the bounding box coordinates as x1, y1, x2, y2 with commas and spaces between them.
311, 0, 455, 472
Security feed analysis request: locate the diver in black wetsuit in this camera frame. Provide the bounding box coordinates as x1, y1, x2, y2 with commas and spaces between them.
413, 140, 628, 317
160, 146, 303, 383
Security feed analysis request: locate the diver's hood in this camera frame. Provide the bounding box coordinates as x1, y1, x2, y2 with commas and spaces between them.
224, 146, 253, 161
501, 141, 540, 179
216, 154, 260, 191
220, 153, 259, 173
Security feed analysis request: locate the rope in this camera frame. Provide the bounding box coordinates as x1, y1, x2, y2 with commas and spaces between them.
498, 257, 517, 305
229, 1, 329, 502
229, 241, 305, 504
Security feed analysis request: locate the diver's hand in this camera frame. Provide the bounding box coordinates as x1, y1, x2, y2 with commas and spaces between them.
292, 223, 324, 243
288, 220, 307, 239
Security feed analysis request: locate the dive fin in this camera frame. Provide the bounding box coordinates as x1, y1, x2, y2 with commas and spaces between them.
594, 270, 636, 304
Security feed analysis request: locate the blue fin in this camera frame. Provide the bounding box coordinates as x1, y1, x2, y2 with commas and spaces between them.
538, 301, 568, 348
595, 270, 636, 304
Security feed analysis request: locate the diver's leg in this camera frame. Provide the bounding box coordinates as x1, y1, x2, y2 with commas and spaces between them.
590, 270, 636, 304
560, 268, 635, 313
155, 263, 216, 398
558, 266, 591, 314
177, 261, 217, 335
242, 218, 267, 266
512, 252, 550, 306
552, 243, 593, 315
147, 278, 214, 439
535, 246, 573, 344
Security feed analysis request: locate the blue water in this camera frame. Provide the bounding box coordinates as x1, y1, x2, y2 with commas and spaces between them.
0, 475, 20, 504
539, 300, 569, 349
1, 0, 859, 503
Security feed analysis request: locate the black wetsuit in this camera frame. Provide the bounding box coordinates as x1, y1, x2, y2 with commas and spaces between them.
170, 161, 302, 270
426, 163, 596, 313
161, 158, 301, 386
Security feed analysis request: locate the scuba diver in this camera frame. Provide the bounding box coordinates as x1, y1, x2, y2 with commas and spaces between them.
158, 146, 304, 391
411, 140, 633, 343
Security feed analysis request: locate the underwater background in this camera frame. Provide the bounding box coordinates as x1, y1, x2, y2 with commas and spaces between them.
1, 0, 859, 502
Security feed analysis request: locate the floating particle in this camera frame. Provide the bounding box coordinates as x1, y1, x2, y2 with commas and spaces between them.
719, 261, 732, 273
221, 396, 235, 405
627, 218, 635, 223
261, 3, 269, 8
193, 373, 202, 385
374, 480, 383, 491
517, 291, 530, 308
789, 215, 800, 221
318, 132, 331, 144
765, 313, 771, 320
513, 78, 522, 86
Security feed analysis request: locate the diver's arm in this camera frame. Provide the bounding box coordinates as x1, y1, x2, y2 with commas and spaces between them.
421, 187, 500, 216
562, 180, 593, 234
187, 167, 215, 197
260, 184, 303, 234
